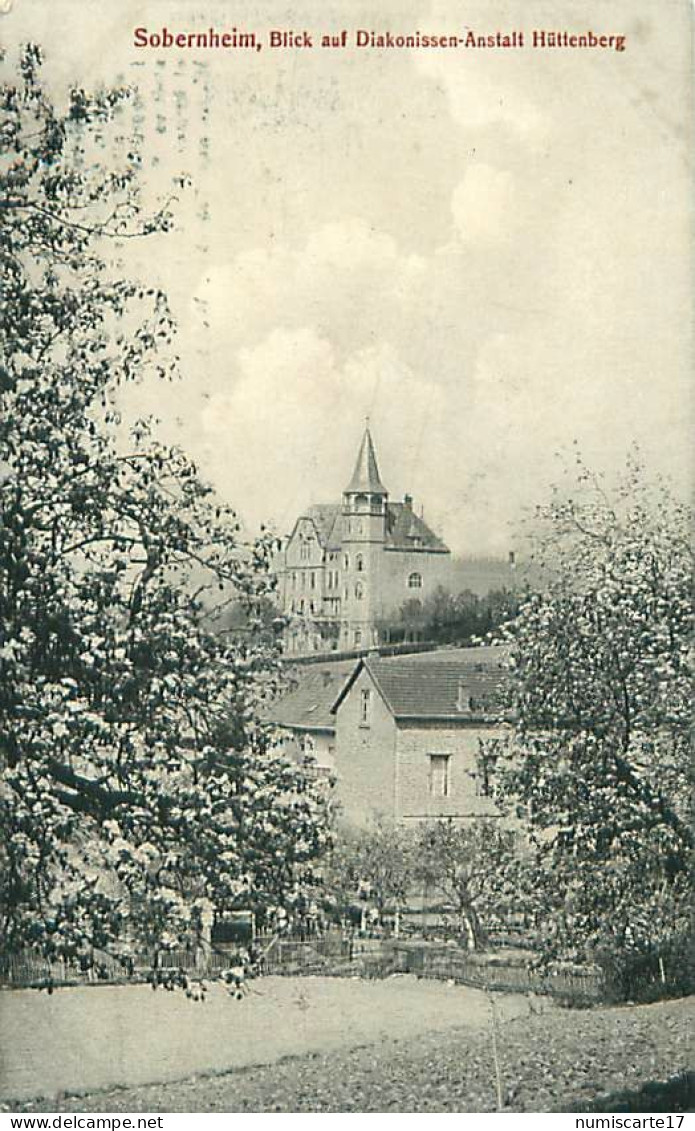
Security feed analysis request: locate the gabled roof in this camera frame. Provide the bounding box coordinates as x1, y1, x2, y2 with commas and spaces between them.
288, 500, 448, 555
331, 646, 511, 722
263, 661, 354, 732
305, 504, 343, 551
344, 427, 388, 496
384, 502, 449, 553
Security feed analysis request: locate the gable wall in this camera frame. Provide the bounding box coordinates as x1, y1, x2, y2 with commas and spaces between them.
333, 667, 397, 826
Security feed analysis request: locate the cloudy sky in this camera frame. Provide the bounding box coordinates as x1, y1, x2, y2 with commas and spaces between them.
5, 0, 692, 554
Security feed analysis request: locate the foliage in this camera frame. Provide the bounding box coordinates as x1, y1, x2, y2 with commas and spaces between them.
325, 818, 416, 921
414, 819, 521, 948
497, 452, 693, 992
379, 585, 519, 646
0, 45, 331, 968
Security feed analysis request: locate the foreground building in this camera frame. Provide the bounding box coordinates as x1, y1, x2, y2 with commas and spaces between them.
275, 426, 452, 655
266, 646, 511, 827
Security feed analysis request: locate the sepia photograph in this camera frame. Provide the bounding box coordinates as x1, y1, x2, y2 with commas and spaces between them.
0, 0, 692, 1118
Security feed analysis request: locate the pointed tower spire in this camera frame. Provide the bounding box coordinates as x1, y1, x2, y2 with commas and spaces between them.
345, 425, 387, 496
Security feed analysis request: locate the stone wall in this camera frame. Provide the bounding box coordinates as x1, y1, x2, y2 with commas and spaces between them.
395, 722, 507, 822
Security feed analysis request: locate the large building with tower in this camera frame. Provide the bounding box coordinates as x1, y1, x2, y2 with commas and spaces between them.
275, 426, 452, 655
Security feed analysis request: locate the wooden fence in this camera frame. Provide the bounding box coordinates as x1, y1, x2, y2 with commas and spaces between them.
255, 930, 352, 974
0, 933, 351, 988
390, 942, 604, 1002
0, 948, 128, 988
1, 936, 604, 1002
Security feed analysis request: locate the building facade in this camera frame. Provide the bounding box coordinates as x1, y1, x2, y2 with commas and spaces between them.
275, 427, 452, 655
266, 646, 511, 828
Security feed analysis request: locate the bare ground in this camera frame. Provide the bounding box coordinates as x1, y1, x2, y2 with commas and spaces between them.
1, 979, 692, 1113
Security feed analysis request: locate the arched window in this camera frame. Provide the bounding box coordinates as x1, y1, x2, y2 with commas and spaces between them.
355, 581, 364, 600
356, 554, 364, 572
408, 572, 423, 589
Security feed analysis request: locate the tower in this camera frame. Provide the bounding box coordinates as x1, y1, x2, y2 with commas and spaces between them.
339, 425, 387, 650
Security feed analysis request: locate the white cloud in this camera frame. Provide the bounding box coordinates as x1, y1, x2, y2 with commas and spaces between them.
451, 165, 515, 244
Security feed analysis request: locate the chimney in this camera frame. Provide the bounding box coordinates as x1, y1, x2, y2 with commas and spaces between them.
404, 493, 413, 509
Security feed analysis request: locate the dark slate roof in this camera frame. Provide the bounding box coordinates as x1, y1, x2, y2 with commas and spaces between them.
344, 427, 387, 495
305, 504, 343, 551
384, 502, 449, 553
263, 660, 354, 732
299, 501, 447, 554
332, 646, 511, 721
265, 647, 511, 732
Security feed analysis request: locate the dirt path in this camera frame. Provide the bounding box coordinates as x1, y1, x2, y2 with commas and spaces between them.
0, 975, 535, 1103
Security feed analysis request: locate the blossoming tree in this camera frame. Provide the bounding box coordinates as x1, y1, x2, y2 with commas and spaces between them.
0, 45, 331, 970
499, 454, 693, 994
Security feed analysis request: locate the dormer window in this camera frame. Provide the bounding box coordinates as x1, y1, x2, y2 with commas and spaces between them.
456, 681, 475, 713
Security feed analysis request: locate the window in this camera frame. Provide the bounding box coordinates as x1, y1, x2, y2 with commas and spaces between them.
408, 572, 423, 589
310, 572, 316, 589
354, 629, 362, 646
355, 581, 364, 600
360, 688, 371, 726
352, 519, 363, 535
429, 754, 451, 798
356, 554, 364, 572
344, 554, 350, 570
